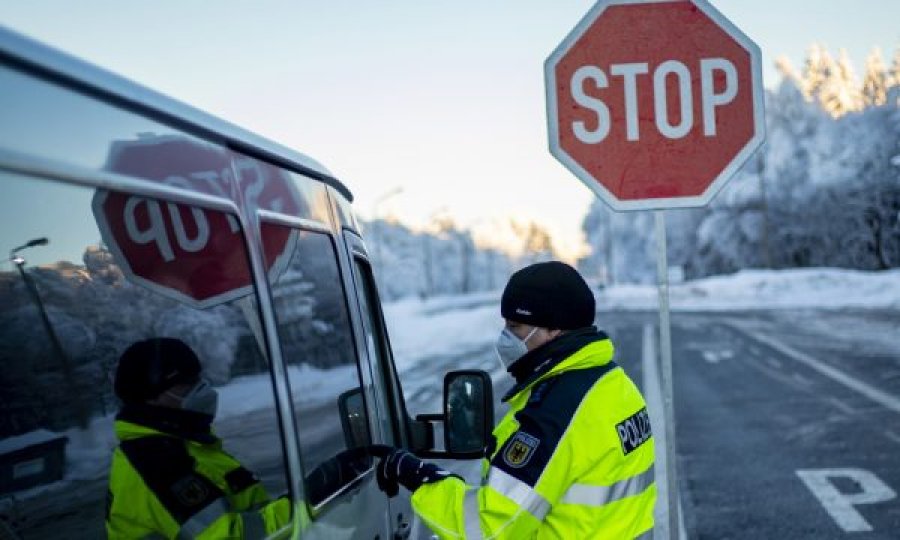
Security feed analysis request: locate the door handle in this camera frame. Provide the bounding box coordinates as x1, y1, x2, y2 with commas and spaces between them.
393, 513, 412, 540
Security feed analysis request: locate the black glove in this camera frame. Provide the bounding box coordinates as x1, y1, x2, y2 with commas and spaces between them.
369, 445, 458, 497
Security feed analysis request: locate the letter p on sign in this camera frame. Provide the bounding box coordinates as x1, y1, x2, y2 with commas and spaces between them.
545, 0, 765, 211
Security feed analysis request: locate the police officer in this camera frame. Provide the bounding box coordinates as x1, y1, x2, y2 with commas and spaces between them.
106, 338, 290, 539
373, 261, 656, 539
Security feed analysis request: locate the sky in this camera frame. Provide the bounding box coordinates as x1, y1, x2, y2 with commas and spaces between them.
1, 1, 898, 262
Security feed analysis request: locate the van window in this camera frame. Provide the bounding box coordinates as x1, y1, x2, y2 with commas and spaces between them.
263, 226, 372, 509
0, 174, 291, 538
351, 256, 407, 446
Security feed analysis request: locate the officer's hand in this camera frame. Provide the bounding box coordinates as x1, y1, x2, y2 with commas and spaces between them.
370, 446, 458, 498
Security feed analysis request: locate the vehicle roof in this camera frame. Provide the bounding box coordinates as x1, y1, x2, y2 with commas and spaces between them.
0, 25, 353, 202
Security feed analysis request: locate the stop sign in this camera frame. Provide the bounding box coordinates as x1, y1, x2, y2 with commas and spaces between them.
545, 0, 764, 210
92, 135, 300, 308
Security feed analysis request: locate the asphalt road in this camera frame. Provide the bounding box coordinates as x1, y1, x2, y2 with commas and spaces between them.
601, 308, 900, 539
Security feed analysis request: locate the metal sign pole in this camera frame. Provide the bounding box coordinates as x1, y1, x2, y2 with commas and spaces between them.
655, 209, 679, 539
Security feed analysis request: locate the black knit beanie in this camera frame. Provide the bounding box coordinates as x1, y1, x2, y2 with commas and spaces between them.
114, 338, 201, 404
501, 261, 595, 330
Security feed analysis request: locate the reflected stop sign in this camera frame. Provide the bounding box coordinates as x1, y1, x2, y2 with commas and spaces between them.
545, 0, 764, 210
92, 136, 301, 308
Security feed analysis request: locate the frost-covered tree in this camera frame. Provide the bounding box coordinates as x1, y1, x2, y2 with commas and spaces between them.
365, 217, 518, 300
888, 47, 900, 90
862, 47, 888, 106
818, 48, 862, 116
801, 43, 834, 103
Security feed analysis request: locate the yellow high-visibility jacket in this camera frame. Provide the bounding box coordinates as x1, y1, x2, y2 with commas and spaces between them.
412, 332, 656, 539
106, 411, 290, 539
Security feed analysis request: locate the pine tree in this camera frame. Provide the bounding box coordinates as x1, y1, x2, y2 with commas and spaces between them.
861, 47, 888, 106
816, 48, 861, 117
888, 46, 900, 89
801, 43, 832, 102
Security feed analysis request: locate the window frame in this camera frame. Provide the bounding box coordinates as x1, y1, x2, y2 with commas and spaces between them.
256, 211, 383, 515
342, 230, 413, 449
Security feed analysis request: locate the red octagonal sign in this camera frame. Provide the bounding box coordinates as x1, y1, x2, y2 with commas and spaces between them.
92, 135, 300, 308
546, 0, 765, 210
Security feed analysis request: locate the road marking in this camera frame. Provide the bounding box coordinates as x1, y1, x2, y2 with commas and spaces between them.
884, 430, 900, 446
642, 324, 687, 540
790, 372, 814, 388
796, 468, 896, 532
701, 351, 720, 364
764, 356, 783, 369
827, 397, 856, 415
725, 324, 900, 415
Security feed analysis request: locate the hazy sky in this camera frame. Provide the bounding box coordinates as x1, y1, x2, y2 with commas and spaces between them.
2, 1, 898, 260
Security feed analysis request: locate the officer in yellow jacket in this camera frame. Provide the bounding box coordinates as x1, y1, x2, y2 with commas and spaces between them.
373, 261, 656, 539
106, 338, 290, 539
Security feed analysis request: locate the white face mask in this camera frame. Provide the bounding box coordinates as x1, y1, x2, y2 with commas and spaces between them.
172, 379, 219, 417
495, 327, 539, 370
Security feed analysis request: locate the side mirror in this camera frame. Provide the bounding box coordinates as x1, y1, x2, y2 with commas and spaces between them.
337, 388, 371, 449
443, 370, 494, 458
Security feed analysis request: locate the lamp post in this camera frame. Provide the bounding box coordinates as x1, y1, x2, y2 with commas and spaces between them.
10, 238, 88, 427
370, 186, 404, 293
422, 207, 450, 298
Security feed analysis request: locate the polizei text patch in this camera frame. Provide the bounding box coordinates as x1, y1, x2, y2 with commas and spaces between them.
616, 407, 652, 455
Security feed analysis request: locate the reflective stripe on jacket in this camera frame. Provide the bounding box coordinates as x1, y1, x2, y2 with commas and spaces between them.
106, 420, 290, 539
411, 337, 656, 539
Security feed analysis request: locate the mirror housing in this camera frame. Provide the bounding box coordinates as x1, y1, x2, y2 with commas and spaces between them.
444, 370, 494, 458
337, 388, 370, 449
410, 369, 493, 460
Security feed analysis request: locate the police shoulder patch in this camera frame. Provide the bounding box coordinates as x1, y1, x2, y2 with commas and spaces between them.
171, 474, 212, 507
502, 431, 540, 469
615, 407, 652, 455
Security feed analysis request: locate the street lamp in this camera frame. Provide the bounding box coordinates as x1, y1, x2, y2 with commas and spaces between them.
10, 236, 49, 258
371, 186, 405, 220
371, 186, 404, 292
9, 237, 88, 427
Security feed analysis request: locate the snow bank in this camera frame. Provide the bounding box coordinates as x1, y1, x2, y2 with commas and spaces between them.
598, 268, 900, 311
383, 291, 503, 373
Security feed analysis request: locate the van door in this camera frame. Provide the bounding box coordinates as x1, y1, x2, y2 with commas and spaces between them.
342, 230, 423, 540
258, 216, 391, 539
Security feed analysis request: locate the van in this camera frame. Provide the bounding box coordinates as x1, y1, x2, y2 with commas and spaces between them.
0, 26, 492, 539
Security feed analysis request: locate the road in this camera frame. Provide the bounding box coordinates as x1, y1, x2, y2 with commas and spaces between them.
406, 305, 900, 538
600, 307, 900, 539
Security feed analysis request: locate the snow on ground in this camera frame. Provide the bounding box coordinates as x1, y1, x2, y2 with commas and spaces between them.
383, 291, 503, 373
598, 268, 900, 312
384, 268, 900, 371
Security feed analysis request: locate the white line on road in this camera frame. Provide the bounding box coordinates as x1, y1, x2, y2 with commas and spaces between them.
884, 431, 900, 446
764, 356, 783, 370
643, 324, 688, 540
790, 372, 815, 388
827, 397, 857, 416
724, 324, 900, 415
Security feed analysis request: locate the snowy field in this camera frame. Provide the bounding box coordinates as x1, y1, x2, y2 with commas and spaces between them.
4, 267, 897, 503
597, 267, 900, 311
384, 267, 900, 370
